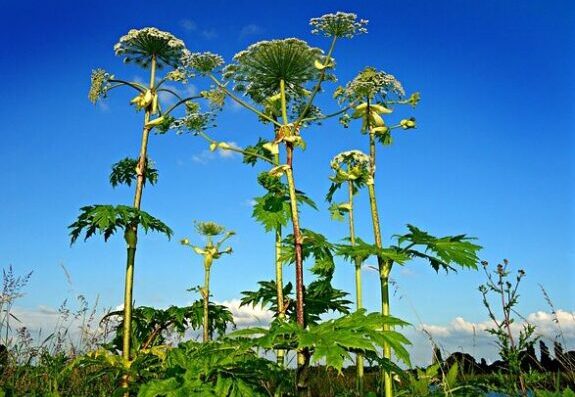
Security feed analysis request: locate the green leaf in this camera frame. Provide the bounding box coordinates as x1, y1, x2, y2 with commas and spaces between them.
243, 138, 274, 167
336, 237, 410, 264
395, 224, 481, 272
69, 205, 172, 244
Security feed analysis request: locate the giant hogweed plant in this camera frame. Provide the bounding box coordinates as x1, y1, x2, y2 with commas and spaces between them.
326, 149, 371, 395
181, 13, 368, 393
181, 221, 234, 343
334, 67, 482, 397
70, 27, 213, 392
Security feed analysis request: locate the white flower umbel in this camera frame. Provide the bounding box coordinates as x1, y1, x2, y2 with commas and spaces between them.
310, 12, 368, 38
114, 27, 187, 68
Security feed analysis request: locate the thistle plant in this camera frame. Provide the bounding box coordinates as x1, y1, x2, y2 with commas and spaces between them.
326, 149, 371, 395
335, 67, 480, 397
181, 221, 234, 342
479, 260, 537, 396
71, 27, 203, 392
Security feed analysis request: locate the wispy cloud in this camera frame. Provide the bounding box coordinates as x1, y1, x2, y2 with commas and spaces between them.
239, 24, 263, 40
180, 19, 197, 32
201, 29, 218, 40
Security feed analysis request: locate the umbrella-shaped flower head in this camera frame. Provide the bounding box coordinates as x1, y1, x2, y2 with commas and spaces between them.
114, 27, 187, 69
310, 12, 368, 38
184, 52, 225, 75
336, 66, 405, 104
195, 221, 226, 237
223, 38, 325, 103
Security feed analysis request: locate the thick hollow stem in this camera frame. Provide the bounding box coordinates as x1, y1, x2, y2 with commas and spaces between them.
275, 225, 286, 365
367, 128, 394, 397
348, 181, 364, 395
121, 55, 157, 395
285, 147, 304, 327
203, 259, 212, 343
122, 244, 136, 362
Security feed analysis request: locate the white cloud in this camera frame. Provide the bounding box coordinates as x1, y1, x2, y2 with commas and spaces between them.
216, 299, 274, 327
411, 310, 575, 366
201, 29, 218, 40
180, 19, 197, 32
242, 199, 257, 207
239, 24, 263, 39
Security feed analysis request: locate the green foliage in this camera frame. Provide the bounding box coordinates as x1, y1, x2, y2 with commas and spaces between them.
240, 280, 293, 319
69, 205, 172, 243
281, 229, 334, 277
231, 310, 411, 374
336, 237, 410, 264
138, 340, 285, 397
399, 362, 462, 397
536, 389, 575, 397
103, 302, 234, 355
395, 224, 481, 272
251, 172, 317, 232
109, 157, 159, 187
240, 277, 351, 326
242, 139, 275, 167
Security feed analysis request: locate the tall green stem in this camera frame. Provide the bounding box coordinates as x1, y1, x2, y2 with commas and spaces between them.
273, 147, 286, 366
203, 257, 212, 343
280, 79, 309, 396
367, 125, 393, 397
347, 181, 364, 395
121, 55, 157, 392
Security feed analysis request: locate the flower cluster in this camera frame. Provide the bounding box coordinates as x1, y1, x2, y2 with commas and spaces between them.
330, 150, 370, 173
184, 52, 224, 75
330, 150, 371, 184
201, 87, 226, 109
88, 69, 113, 103
195, 221, 226, 237
223, 38, 323, 103
336, 67, 405, 103
310, 12, 368, 38
114, 27, 187, 68
170, 108, 213, 135
166, 68, 188, 83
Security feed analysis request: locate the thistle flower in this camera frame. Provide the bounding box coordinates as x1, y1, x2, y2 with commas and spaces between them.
336, 67, 405, 103
310, 12, 368, 38
223, 38, 324, 103
184, 52, 224, 75
88, 69, 113, 103
113, 27, 187, 68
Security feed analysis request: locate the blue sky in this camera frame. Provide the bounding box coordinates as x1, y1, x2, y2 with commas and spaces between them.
1, 1, 573, 363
